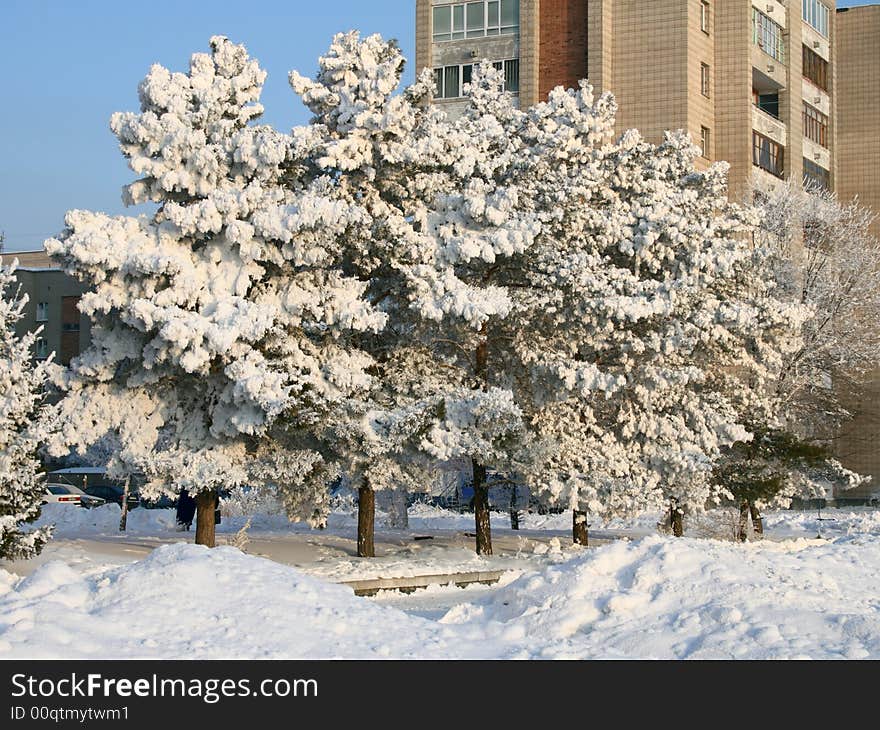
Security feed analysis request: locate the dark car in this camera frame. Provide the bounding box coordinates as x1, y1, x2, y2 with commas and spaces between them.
84, 485, 140, 510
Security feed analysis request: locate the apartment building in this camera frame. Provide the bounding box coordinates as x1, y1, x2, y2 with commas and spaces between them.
416, 0, 837, 203
836, 4, 880, 240
830, 4, 880, 502
3, 249, 90, 366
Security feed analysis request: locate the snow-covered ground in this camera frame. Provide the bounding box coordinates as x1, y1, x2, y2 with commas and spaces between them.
1, 503, 878, 658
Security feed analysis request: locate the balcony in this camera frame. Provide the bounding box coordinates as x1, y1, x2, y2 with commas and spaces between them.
802, 21, 831, 62
751, 45, 787, 89
753, 106, 787, 147
803, 137, 831, 172
752, 0, 787, 29
802, 80, 831, 117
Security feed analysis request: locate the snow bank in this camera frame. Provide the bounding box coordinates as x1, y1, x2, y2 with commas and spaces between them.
763, 508, 880, 537
0, 544, 495, 659
36, 504, 179, 537
4, 534, 880, 659
439, 535, 880, 659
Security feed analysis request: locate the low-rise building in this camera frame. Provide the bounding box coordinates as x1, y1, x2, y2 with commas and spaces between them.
3, 249, 90, 365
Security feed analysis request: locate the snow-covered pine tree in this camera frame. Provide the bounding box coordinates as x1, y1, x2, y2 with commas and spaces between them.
288, 35, 537, 556
0, 262, 54, 559
489, 88, 805, 541
46, 37, 387, 546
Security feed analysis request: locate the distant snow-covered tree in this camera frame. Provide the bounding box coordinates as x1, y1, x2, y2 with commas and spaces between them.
755, 181, 880, 437
0, 262, 54, 559
722, 183, 880, 523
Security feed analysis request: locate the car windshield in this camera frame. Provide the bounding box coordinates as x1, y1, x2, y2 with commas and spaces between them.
47, 486, 70, 495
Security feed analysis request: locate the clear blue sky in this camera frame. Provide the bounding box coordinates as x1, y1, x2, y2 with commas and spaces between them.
0, 0, 416, 252
0, 0, 874, 252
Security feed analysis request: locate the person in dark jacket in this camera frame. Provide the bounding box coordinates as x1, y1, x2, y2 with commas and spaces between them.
175, 489, 196, 531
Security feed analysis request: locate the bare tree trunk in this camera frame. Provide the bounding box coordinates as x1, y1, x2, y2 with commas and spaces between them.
573, 510, 589, 546
749, 500, 764, 539
118, 475, 131, 532
357, 483, 375, 558
195, 490, 218, 548
738, 500, 750, 542
671, 500, 684, 537
472, 459, 493, 556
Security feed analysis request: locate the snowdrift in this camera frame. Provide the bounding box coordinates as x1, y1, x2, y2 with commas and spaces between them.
441, 535, 880, 659
0, 544, 491, 659
3, 534, 880, 659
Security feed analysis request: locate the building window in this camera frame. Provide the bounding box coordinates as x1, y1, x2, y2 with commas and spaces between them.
433, 1, 520, 42
35, 337, 49, 360
803, 0, 830, 38
700, 127, 710, 159
802, 45, 829, 91
752, 9, 786, 63
700, 63, 710, 97
753, 89, 780, 118
501, 58, 519, 93
753, 132, 784, 177
803, 103, 829, 148
434, 59, 519, 98
36, 302, 49, 322
701, 2, 710, 34
803, 158, 831, 190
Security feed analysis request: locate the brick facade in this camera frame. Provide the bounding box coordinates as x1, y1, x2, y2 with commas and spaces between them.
538, 0, 589, 98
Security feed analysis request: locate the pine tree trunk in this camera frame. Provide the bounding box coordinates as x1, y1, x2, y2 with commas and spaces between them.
471, 325, 493, 556
671, 500, 684, 537
472, 459, 493, 556
749, 501, 764, 539
738, 500, 750, 542
357, 484, 375, 558
573, 510, 589, 546
118, 475, 130, 532
195, 490, 218, 548
509, 485, 520, 530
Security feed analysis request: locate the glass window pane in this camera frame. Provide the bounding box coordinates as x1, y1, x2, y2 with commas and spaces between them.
433, 6, 452, 38
434, 68, 443, 97
462, 64, 473, 88
467, 2, 484, 32
504, 59, 519, 92
488, 1, 500, 28
501, 0, 520, 28
444, 65, 460, 98
453, 5, 465, 32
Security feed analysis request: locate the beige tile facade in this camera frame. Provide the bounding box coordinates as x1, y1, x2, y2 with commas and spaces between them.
832, 4, 880, 501
836, 5, 880, 240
